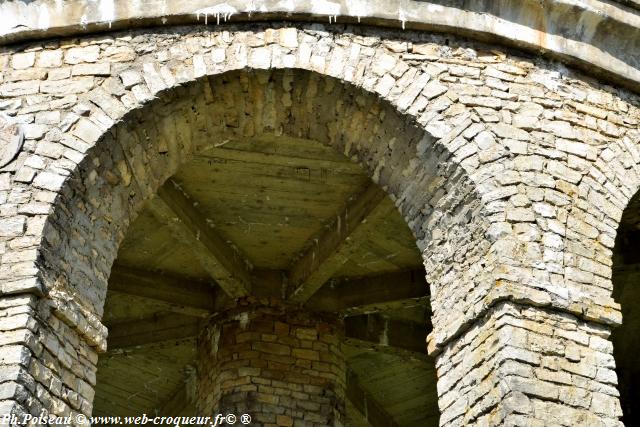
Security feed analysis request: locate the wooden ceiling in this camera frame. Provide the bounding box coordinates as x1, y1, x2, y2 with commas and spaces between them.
94, 135, 438, 426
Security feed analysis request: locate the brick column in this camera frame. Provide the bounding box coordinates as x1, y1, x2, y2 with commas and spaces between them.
196, 298, 346, 426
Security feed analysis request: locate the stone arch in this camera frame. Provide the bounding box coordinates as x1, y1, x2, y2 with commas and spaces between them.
43, 69, 482, 315
598, 133, 640, 424
34, 27, 493, 335
7, 21, 640, 423
37, 61, 487, 427
611, 190, 640, 424
571, 120, 640, 424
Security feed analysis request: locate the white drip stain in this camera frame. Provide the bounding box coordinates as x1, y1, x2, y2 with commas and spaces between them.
99, 0, 115, 29
37, 4, 50, 30
399, 7, 407, 30
347, 0, 368, 25
195, 4, 237, 25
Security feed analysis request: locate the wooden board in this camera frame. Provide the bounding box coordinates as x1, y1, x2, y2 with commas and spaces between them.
344, 348, 440, 427
98, 131, 430, 424
93, 342, 196, 417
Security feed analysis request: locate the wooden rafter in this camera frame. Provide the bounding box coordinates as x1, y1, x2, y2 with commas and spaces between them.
306, 269, 429, 314
147, 181, 252, 299
109, 265, 217, 316
287, 183, 393, 303
107, 314, 200, 350
346, 369, 400, 427
343, 314, 428, 360
158, 381, 195, 416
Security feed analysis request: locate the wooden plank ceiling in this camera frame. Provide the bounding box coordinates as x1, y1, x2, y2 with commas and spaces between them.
95, 135, 437, 426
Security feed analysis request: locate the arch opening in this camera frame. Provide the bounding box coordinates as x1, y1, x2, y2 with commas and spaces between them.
612, 191, 640, 425
94, 132, 438, 424
37, 67, 487, 425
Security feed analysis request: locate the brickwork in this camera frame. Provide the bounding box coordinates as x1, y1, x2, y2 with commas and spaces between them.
0, 22, 637, 425
196, 298, 345, 427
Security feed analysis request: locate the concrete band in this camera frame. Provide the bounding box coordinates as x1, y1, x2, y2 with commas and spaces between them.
2, 1, 640, 93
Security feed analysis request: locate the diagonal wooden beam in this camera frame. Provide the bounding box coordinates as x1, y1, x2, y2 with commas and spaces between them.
343, 314, 428, 360
346, 369, 400, 427
287, 183, 394, 303
147, 181, 252, 299
107, 314, 199, 350
158, 381, 196, 416
109, 265, 217, 317
306, 269, 429, 314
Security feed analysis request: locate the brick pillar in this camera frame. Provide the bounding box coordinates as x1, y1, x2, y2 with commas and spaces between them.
196, 298, 346, 427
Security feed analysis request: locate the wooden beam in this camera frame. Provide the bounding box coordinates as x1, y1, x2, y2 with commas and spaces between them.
147, 181, 252, 299
109, 265, 217, 316
287, 183, 394, 303
346, 369, 400, 427
107, 314, 199, 350
306, 269, 429, 314
158, 381, 195, 416
343, 314, 428, 360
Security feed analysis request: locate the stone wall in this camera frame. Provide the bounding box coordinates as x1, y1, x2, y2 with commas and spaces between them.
0, 22, 638, 425
437, 301, 621, 426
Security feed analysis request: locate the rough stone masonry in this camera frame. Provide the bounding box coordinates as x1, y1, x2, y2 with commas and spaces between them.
1, 0, 640, 426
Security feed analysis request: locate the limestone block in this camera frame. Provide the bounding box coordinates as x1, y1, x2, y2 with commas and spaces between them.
64, 46, 100, 65
36, 51, 63, 68
40, 77, 95, 95
0, 216, 25, 238
11, 52, 35, 70
71, 119, 102, 144
71, 63, 111, 76
32, 171, 66, 191
0, 80, 40, 97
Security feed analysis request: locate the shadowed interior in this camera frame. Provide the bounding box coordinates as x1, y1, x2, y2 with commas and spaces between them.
94, 133, 438, 426
612, 192, 640, 426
